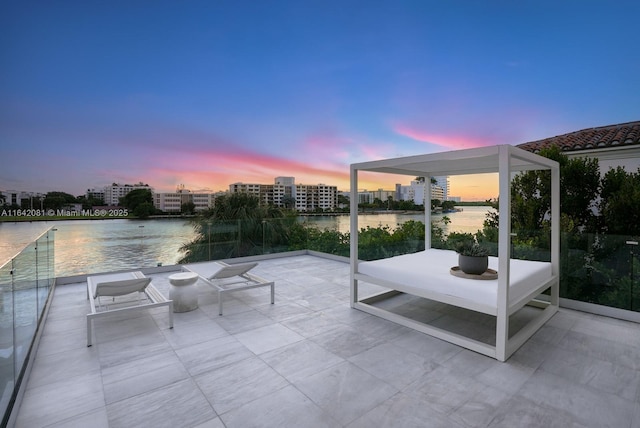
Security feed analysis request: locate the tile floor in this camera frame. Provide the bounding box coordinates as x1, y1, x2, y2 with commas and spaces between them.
12, 254, 640, 427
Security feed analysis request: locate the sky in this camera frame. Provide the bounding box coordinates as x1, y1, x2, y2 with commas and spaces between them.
1, 1, 639, 201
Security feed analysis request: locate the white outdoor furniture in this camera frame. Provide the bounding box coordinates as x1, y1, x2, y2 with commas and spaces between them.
350, 145, 560, 361
182, 261, 274, 315
168, 271, 200, 312
86, 271, 173, 346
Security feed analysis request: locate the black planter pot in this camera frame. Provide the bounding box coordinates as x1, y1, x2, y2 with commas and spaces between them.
458, 254, 488, 275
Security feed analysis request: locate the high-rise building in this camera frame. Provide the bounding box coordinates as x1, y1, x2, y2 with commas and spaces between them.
395, 179, 445, 205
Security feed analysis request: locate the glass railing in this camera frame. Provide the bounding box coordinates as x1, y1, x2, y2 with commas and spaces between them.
0, 228, 55, 426
561, 232, 639, 312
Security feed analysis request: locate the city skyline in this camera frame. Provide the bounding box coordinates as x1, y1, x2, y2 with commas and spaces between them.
2, 1, 638, 201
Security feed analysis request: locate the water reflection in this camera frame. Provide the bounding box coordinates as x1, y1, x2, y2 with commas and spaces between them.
305, 206, 493, 235
53, 219, 197, 276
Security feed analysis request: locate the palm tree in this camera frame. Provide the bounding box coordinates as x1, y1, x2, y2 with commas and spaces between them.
179, 193, 296, 262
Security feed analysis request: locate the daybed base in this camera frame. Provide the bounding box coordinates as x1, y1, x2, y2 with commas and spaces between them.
352, 272, 558, 361
352, 249, 559, 361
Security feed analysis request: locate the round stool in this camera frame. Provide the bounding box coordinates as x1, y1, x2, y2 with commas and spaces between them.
168, 272, 199, 312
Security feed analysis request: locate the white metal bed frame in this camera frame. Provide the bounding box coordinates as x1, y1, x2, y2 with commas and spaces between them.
349, 145, 560, 361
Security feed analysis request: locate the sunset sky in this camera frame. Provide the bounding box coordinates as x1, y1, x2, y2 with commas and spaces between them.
1, 1, 638, 201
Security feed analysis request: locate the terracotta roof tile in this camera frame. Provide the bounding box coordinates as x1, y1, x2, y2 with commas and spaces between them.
518, 121, 640, 153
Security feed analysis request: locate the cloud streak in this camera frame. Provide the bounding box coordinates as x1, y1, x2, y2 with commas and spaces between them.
392, 123, 497, 150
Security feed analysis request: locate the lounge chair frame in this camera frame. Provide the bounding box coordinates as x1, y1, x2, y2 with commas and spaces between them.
86, 271, 173, 346
183, 261, 275, 315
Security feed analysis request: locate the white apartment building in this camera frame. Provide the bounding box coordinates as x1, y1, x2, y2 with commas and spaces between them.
104, 182, 153, 206
230, 177, 337, 212
0, 190, 45, 208
85, 188, 105, 202
154, 188, 215, 213
395, 180, 445, 205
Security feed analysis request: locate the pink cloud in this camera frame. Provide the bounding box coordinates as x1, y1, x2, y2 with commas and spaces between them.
392, 123, 496, 150
141, 144, 354, 192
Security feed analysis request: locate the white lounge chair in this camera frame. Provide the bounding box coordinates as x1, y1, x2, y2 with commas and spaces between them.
86, 271, 173, 346
183, 261, 274, 315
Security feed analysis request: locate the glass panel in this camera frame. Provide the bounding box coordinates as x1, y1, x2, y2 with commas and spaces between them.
0, 259, 15, 422
11, 242, 38, 381
561, 232, 639, 312
0, 228, 55, 424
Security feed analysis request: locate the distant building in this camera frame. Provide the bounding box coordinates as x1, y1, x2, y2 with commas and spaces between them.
517, 121, 640, 174
154, 186, 215, 213
432, 176, 450, 201
230, 177, 337, 211
0, 190, 45, 208
395, 180, 445, 205
85, 188, 105, 202
104, 182, 153, 206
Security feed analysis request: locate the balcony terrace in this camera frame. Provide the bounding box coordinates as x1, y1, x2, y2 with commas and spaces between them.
11, 253, 640, 427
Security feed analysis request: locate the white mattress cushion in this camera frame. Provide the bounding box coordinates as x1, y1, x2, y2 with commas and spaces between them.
357, 249, 552, 309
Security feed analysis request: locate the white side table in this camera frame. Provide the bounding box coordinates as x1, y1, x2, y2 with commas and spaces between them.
168, 272, 199, 312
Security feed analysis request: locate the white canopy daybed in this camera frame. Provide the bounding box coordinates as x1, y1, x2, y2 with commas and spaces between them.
349, 145, 559, 361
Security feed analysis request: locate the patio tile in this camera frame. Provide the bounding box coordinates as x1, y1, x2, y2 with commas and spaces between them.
25, 345, 101, 388
234, 323, 304, 354
215, 308, 276, 334
175, 334, 253, 376
449, 383, 511, 428
539, 346, 640, 401
281, 311, 346, 338
487, 396, 588, 428
46, 407, 110, 428
194, 356, 289, 415
254, 300, 315, 322
348, 392, 462, 428
106, 378, 216, 428
310, 324, 385, 359
15, 371, 105, 427
101, 350, 189, 404
348, 342, 437, 390
260, 339, 344, 383
96, 329, 173, 369
161, 317, 228, 349
517, 369, 634, 427
557, 330, 640, 371
293, 361, 398, 425
404, 365, 486, 416
220, 385, 338, 428
391, 329, 462, 362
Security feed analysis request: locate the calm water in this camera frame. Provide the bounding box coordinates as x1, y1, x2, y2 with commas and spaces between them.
1, 206, 492, 277
305, 205, 492, 235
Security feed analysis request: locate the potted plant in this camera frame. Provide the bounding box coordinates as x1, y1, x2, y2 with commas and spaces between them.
454, 240, 489, 275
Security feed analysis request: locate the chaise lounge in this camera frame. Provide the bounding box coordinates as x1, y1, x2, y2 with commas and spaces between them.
86, 271, 173, 346
182, 261, 275, 315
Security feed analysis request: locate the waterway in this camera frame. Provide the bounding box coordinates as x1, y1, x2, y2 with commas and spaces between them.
0, 206, 492, 277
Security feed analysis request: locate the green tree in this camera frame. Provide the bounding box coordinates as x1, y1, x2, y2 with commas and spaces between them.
181, 201, 196, 215
599, 167, 640, 235
441, 200, 456, 211
179, 193, 295, 262
133, 202, 155, 219
281, 195, 296, 209
43, 191, 77, 210
120, 189, 154, 217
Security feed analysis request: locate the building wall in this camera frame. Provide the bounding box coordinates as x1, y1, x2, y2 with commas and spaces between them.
104, 183, 153, 206
154, 192, 214, 212
230, 178, 337, 211
396, 181, 444, 205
